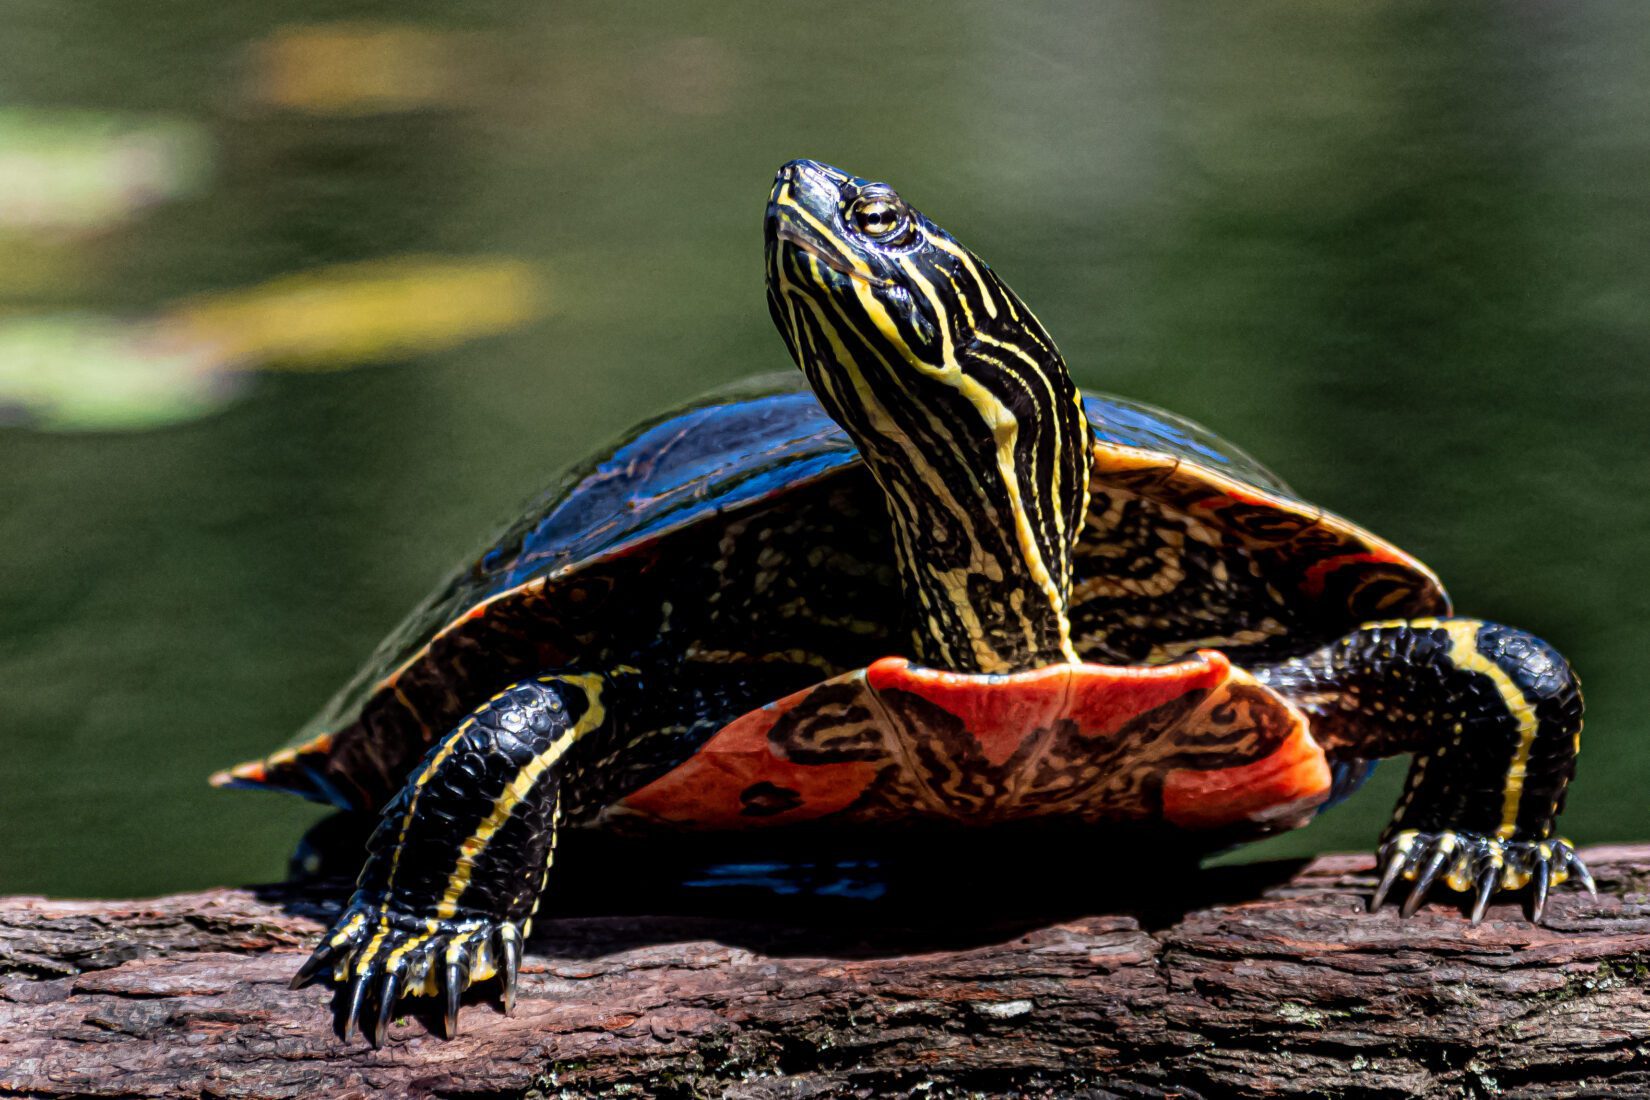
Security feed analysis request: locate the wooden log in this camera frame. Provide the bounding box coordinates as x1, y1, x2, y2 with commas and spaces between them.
2, 844, 1648, 1099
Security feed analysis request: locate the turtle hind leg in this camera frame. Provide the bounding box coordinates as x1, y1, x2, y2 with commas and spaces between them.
294, 670, 632, 1046
1254, 617, 1588, 924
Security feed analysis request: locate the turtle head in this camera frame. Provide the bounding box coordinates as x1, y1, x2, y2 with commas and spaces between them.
764, 159, 1091, 674
765, 159, 1043, 378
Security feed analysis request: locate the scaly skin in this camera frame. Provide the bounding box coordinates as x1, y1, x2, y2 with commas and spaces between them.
1255, 617, 1590, 923
293, 676, 611, 1046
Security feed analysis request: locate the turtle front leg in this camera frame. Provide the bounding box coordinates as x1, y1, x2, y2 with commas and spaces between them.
1254, 617, 1589, 924
293, 670, 624, 1046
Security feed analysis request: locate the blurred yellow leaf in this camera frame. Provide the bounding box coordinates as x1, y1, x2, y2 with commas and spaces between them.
245, 23, 491, 115
167, 256, 547, 370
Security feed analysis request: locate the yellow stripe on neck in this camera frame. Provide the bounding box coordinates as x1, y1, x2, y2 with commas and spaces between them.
882, 259, 1078, 664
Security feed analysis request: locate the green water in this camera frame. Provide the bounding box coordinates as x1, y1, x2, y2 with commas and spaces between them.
2, 2, 1647, 898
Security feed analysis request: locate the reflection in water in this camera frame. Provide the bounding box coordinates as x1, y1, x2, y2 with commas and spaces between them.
635, 36, 738, 117
0, 315, 227, 430
244, 23, 496, 116
0, 3, 1646, 898
169, 256, 547, 372
0, 235, 91, 296
0, 258, 545, 428
0, 109, 209, 233
0, 24, 546, 431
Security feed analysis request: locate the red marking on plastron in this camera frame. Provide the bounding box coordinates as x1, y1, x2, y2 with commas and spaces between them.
867, 658, 1071, 768
1161, 720, 1331, 830
1063, 653, 1231, 741
617, 680, 878, 828
620, 651, 1333, 832
872, 655, 1237, 767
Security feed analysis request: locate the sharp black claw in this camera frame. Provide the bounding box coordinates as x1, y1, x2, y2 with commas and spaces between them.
1531, 858, 1551, 924
370, 970, 403, 1049
443, 959, 464, 1039
291, 944, 336, 990
1371, 849, 1406, 912
304, 909, 518, 1043
1571, 854, 1598, 898
342, 971, 371, 1043
1371, 831, 1589, 928
500, 933, 522, 1017
1401, 848, 1449, 918
1469, 869, 1497, 926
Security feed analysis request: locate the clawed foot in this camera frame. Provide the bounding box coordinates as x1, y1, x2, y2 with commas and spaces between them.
1371, 830, 1596, 925
291, 897, 525, 1046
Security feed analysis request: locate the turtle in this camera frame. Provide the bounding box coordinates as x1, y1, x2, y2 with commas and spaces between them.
215, 159, 1590, 1046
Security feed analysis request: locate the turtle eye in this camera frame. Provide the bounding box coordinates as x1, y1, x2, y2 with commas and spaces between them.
848, 194, 911, 244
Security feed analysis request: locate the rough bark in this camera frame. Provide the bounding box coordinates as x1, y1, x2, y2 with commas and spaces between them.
2, 845, 1648, 1099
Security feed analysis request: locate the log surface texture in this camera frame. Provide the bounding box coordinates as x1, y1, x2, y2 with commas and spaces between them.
3, 845, 1649, 1099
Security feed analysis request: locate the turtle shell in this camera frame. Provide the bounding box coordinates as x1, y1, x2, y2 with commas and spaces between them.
214, 373, 1448, 813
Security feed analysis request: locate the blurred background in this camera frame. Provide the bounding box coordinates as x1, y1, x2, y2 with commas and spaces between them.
2, 2, 1646, 897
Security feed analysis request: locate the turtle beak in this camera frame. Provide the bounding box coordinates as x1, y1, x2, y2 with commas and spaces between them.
766, 161, 891, 289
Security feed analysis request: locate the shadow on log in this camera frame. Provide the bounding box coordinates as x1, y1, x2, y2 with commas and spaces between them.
2, 844, 1648, 1098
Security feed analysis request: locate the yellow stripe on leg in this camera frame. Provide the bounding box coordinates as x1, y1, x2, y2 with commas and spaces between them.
1377, 617, 1543, 839
433, 672, 609, 920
